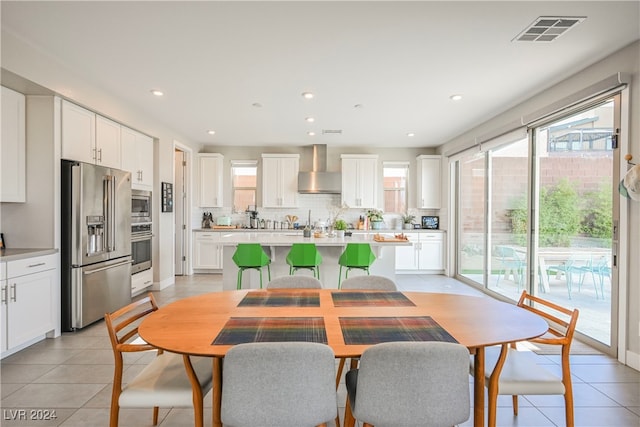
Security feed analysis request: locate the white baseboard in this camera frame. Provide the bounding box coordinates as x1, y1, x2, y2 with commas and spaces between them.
625, 349, 640, 371
152, 277, 174, 291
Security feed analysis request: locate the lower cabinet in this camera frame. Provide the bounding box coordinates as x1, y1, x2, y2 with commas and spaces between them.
131, 267, 153, 297
395, 232, 444, 273
1, 253, 58, 356
193, 232, 222, 271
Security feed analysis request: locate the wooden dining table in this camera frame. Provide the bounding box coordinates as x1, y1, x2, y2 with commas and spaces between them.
138, 289, 548, 427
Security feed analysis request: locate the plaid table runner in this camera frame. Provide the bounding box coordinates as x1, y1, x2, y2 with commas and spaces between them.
331, 291, 416, 307
238, 291, 320, 307
212, 317, 327, 345
339, 316, 457, 345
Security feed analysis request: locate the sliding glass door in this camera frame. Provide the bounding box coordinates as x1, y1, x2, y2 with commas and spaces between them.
454, 94, 620, 351
531, 97, 618, 346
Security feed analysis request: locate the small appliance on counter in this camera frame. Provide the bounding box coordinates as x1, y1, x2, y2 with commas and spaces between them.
217, 216, 231, 226
202, 212, 213, 228
421, 215, 439, 229
246, 207, 259, 229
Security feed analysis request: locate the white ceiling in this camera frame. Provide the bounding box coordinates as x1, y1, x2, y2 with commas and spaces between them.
2, 1, 639, 148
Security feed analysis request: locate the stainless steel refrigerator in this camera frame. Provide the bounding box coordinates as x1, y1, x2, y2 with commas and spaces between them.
61, 160, 132, 331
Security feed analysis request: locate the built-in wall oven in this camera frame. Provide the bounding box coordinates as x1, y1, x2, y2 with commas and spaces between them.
131, 223, 152, 274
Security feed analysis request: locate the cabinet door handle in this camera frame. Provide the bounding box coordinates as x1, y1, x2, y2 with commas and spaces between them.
1, 286, 7, 304
28, 262, 46, 268
92, 148, 97, 161
10, 283, 16, 302
98, 148, 103, 162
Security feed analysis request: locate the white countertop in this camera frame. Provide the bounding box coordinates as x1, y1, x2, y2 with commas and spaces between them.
0, 248, 58, 262
216, 232, 412, 246
194, 228, 444, 234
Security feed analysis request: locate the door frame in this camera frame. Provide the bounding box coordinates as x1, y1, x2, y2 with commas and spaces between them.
173, 141, 193, 276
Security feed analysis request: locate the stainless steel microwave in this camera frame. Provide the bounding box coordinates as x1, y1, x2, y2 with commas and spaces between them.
131, 189, 152, 223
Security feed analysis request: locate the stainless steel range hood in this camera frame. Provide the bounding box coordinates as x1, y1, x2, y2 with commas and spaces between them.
298, 144, 342, 194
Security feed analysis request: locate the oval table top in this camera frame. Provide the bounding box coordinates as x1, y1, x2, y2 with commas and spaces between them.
139, 289, 548, 358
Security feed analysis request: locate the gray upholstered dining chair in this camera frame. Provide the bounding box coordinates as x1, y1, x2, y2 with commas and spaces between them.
221, 342, 338, 427
335, 274, 398, 388
266, 275, 323, 289
339, 275, 397, 290
104, 293, 213, 427
345, 341, 471, 427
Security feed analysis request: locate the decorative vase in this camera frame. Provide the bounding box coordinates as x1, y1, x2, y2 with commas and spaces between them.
370, 221, 384, 230
336, 230, 345, 238
404, 223, 413, 230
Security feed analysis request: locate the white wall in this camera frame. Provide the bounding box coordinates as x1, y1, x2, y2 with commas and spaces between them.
438, 41, 640, 364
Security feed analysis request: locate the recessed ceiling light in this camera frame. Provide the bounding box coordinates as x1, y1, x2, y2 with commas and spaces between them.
302, 92, 314, 99
207, 130, 216, 135
307, 131, 316, 136
450, 94, 463, 101
305, 117, 315, 123
150, 89, 164, 97
407, 133, 415, 137
354, 104, 364, 109
252, 102, 262, 108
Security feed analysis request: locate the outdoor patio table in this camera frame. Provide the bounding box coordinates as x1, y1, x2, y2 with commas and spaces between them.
139, 289, 547, 427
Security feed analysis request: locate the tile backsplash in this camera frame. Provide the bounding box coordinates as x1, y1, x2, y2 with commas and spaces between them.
192, 194, 441, 230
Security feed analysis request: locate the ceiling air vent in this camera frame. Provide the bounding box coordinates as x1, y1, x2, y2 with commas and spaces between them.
513, 16, 586, 42
322, 129, 343, 135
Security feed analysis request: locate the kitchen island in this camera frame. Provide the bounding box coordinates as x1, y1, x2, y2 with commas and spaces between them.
217, 232, 410, 289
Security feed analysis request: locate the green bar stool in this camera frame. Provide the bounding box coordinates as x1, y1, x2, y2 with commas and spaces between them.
338, 243, 376, 288
232, 243, 271, 289
286, 243, 323, 279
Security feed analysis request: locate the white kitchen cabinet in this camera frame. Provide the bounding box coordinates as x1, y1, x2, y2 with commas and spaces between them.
131, 267, 153, 296
395, 232, 444, 273
61, 100, 121, 168
193, 232, 223, 270
261, 154, 299, 208
394, 232, 421, 270
1, 253, 57, 356
417, 155, 442, 209
341, 155, 378, 208
95, 115, 122, 169
122, 126, 154, 190
198, 153, 224, 208
1, 86, 26, 202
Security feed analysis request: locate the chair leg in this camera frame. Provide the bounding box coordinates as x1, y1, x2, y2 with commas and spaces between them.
153, 406, 159, 425
237, 269, 242, 290
512, 395, 519, 415
564, 390, 575, 427
338, 266, 343, 288
344, 395, 355, 427
109, 401, 119, 427
259, 268, 263, 289
335, 358, 346, 389
267, 264, 271, 281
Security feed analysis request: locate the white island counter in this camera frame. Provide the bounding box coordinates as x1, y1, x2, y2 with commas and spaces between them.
216, 232, 410, 289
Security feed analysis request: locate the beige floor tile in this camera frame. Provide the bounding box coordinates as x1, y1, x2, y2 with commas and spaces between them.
33, 364, 113, 384
1, 383, 105, 408
0, 408, 76, 427
0, 364, 56, 383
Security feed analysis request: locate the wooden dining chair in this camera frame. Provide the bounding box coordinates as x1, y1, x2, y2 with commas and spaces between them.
221, 342, 338, 427
344, 342, 470, 427
105, 293, 213, 427
473, 290, 579, 427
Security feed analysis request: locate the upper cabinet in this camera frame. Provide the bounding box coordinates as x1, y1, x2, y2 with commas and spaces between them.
61, 100, 121, 169
198, 153, 224, 208
341, 154, 378, 208
121, 126, 153, 190
261, 154, 299, 208
417, 155, 442, 209
1, 87, 26, 202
